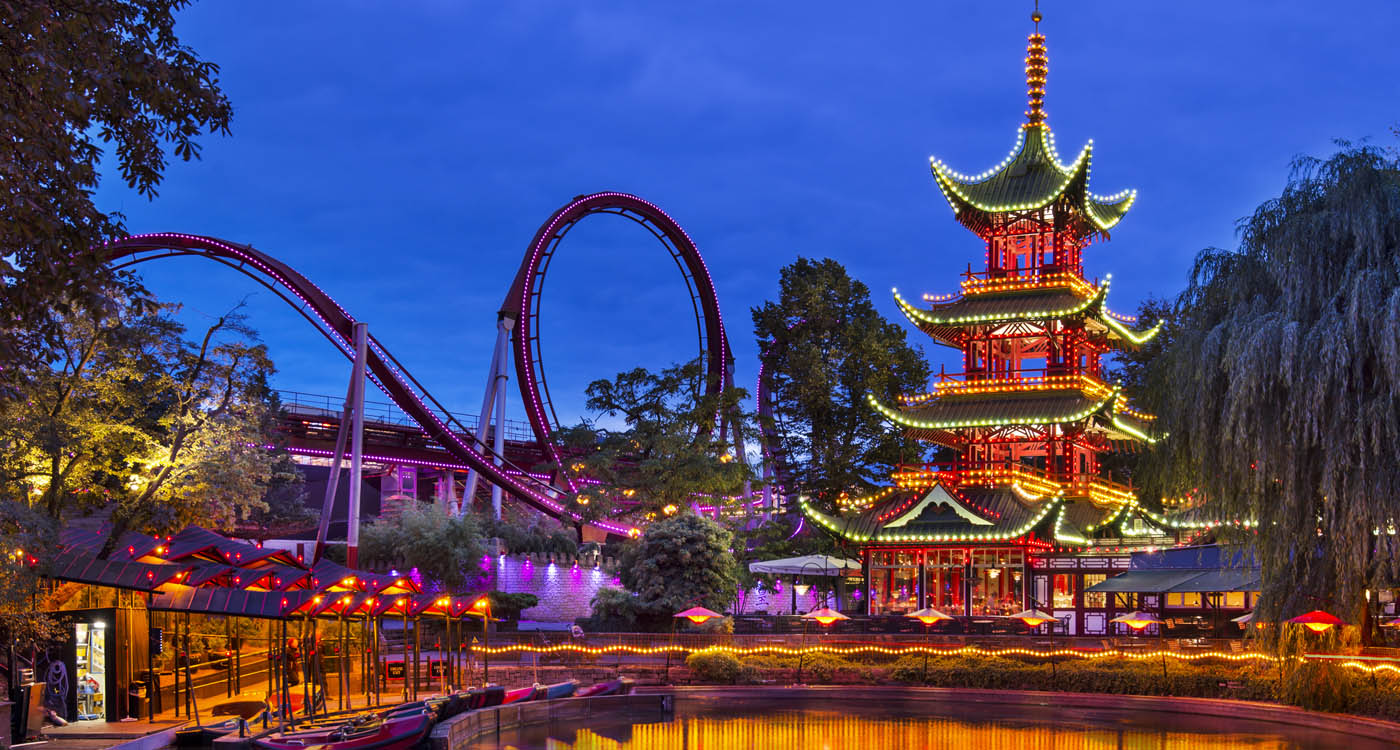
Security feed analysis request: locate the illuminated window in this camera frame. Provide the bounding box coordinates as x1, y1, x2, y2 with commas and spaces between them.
1165, 592, 1202, 608
1052, 574, 1077, 609
1223, 592, 1246, 608
1082, 574, 1106, 608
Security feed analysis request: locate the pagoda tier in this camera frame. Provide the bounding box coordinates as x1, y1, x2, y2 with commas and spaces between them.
892, 276, 1162, 351
867, 376, 1154, 448
930, 123, 1136, 238
801, 478, 1193, 549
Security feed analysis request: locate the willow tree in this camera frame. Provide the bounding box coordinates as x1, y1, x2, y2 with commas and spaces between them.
1141, 145, 1400, 631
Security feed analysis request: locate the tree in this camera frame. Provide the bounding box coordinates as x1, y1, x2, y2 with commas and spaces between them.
1137, 145, 1400, 634
617, 513, 738, 622
1100, 296, 1172, 495
752, 257, 930, 505
555, 358, 751, 521
0, 294, 289, 544
0, 0, 232, 375
359, 504, 485, 592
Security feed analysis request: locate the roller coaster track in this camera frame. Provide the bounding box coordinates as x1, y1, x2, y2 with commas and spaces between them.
101, 193, 737, 536
101, 232, 638, 536
500, 192, 734, 491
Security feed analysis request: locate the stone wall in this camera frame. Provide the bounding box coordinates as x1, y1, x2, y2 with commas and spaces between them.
485, 554, 827, 623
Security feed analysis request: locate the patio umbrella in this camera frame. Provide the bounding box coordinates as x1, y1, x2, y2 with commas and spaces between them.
674, 606, 722, 624
906, 607, 954, 626
1110, 611, 1165, 631
801, 607, 849, 626
1009, 609, 1056, 627
1381, 617, 1400, 628
1287, 610, 1344, 633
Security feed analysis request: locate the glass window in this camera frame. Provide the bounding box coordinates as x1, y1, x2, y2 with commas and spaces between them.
1165, 592, 1203, 608
1083, 574, 1107, 608
1052, 574, 1077, 609
1223, 592, 1246, 608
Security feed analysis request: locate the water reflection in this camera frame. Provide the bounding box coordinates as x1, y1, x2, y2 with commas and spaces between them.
479, 707, 1377, 750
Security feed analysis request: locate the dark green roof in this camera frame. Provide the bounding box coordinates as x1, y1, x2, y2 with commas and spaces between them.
869, 388, 1118, 444
892, 278, 1162, 350
930, 124, 1135, 233
800, 486, 1061, 544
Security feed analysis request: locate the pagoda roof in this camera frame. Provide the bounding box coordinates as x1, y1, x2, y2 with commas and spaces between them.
800, 484, 1062, 544
930, 124, 1135, 234
803, 481, 1189, 548
892, 276, 1163, 349
869, 384, 1158, 447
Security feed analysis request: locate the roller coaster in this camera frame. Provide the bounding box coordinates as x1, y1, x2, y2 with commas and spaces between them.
102, 192, 785, 539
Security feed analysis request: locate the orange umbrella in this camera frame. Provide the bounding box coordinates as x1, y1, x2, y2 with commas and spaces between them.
674, 606, 723, 624
1111, 611, 1164, 631
801, 607, 849, 626
1009, 609, 1056, 628
906, 607, 954, 626
1287, 610, 1344, 633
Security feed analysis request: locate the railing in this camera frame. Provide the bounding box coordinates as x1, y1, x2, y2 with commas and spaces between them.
277, 389, 535, 443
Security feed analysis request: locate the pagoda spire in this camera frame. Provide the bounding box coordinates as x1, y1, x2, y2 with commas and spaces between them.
1025, 3, 1048, 127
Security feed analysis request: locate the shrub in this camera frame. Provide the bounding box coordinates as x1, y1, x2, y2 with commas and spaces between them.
686, 651, 743, 684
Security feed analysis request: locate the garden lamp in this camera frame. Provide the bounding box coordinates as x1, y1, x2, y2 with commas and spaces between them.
1287, 610, 1343, 633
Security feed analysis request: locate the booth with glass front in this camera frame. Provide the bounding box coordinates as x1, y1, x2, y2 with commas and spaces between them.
865, 547, 1027, 617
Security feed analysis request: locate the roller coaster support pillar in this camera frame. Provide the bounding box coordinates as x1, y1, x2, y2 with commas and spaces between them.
312, 376, 355, 564
491, 327, 509, 519
464, 315, 514, 519
347, 322, 368, 569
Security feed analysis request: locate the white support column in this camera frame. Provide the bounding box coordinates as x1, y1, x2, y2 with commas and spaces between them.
490, 336, 510, 519
347, 322, 368, 569
464, 315, 513, 520
463, 317, 511, 513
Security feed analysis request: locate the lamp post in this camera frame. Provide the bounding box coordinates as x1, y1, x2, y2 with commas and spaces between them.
906, 608, 953, 683
1010, 608, 1057, 679
796, 607, 848, 684
671, 606, 721, 680
1111, 610, 1167, 679
472, 596, 491, 686
1287, 610, 1344, 634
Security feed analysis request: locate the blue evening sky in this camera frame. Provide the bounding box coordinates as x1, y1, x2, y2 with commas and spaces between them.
97, 1, 1400, 427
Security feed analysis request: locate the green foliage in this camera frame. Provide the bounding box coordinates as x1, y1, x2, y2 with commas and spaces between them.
556, 358, 751, 520
485, 591, 538, 623
0, 297, 288, 541
0, 0, 232, 373
579, 586, 659, 632
359, 503, 485, 591
1134, 145, 1400, 626
685, 651, 745, 684
618, 513, 738, 618
477, 516, 577, 556
752, 257, 931, 505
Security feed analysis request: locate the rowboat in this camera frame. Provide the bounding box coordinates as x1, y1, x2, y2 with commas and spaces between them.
575, 678, 633, 697
479, 685, 505, 708
501, 685, 542, 705
541, 680, 578, 700
174, 717, 241, 746
253, 710, 430, 750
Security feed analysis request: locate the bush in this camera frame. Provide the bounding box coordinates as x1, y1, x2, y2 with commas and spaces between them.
487, 592, 538, 623
577, 586, 668, 632
687, 651, 744, 684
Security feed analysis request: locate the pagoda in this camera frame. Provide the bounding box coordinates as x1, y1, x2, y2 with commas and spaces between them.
801, 11, 1198, 634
